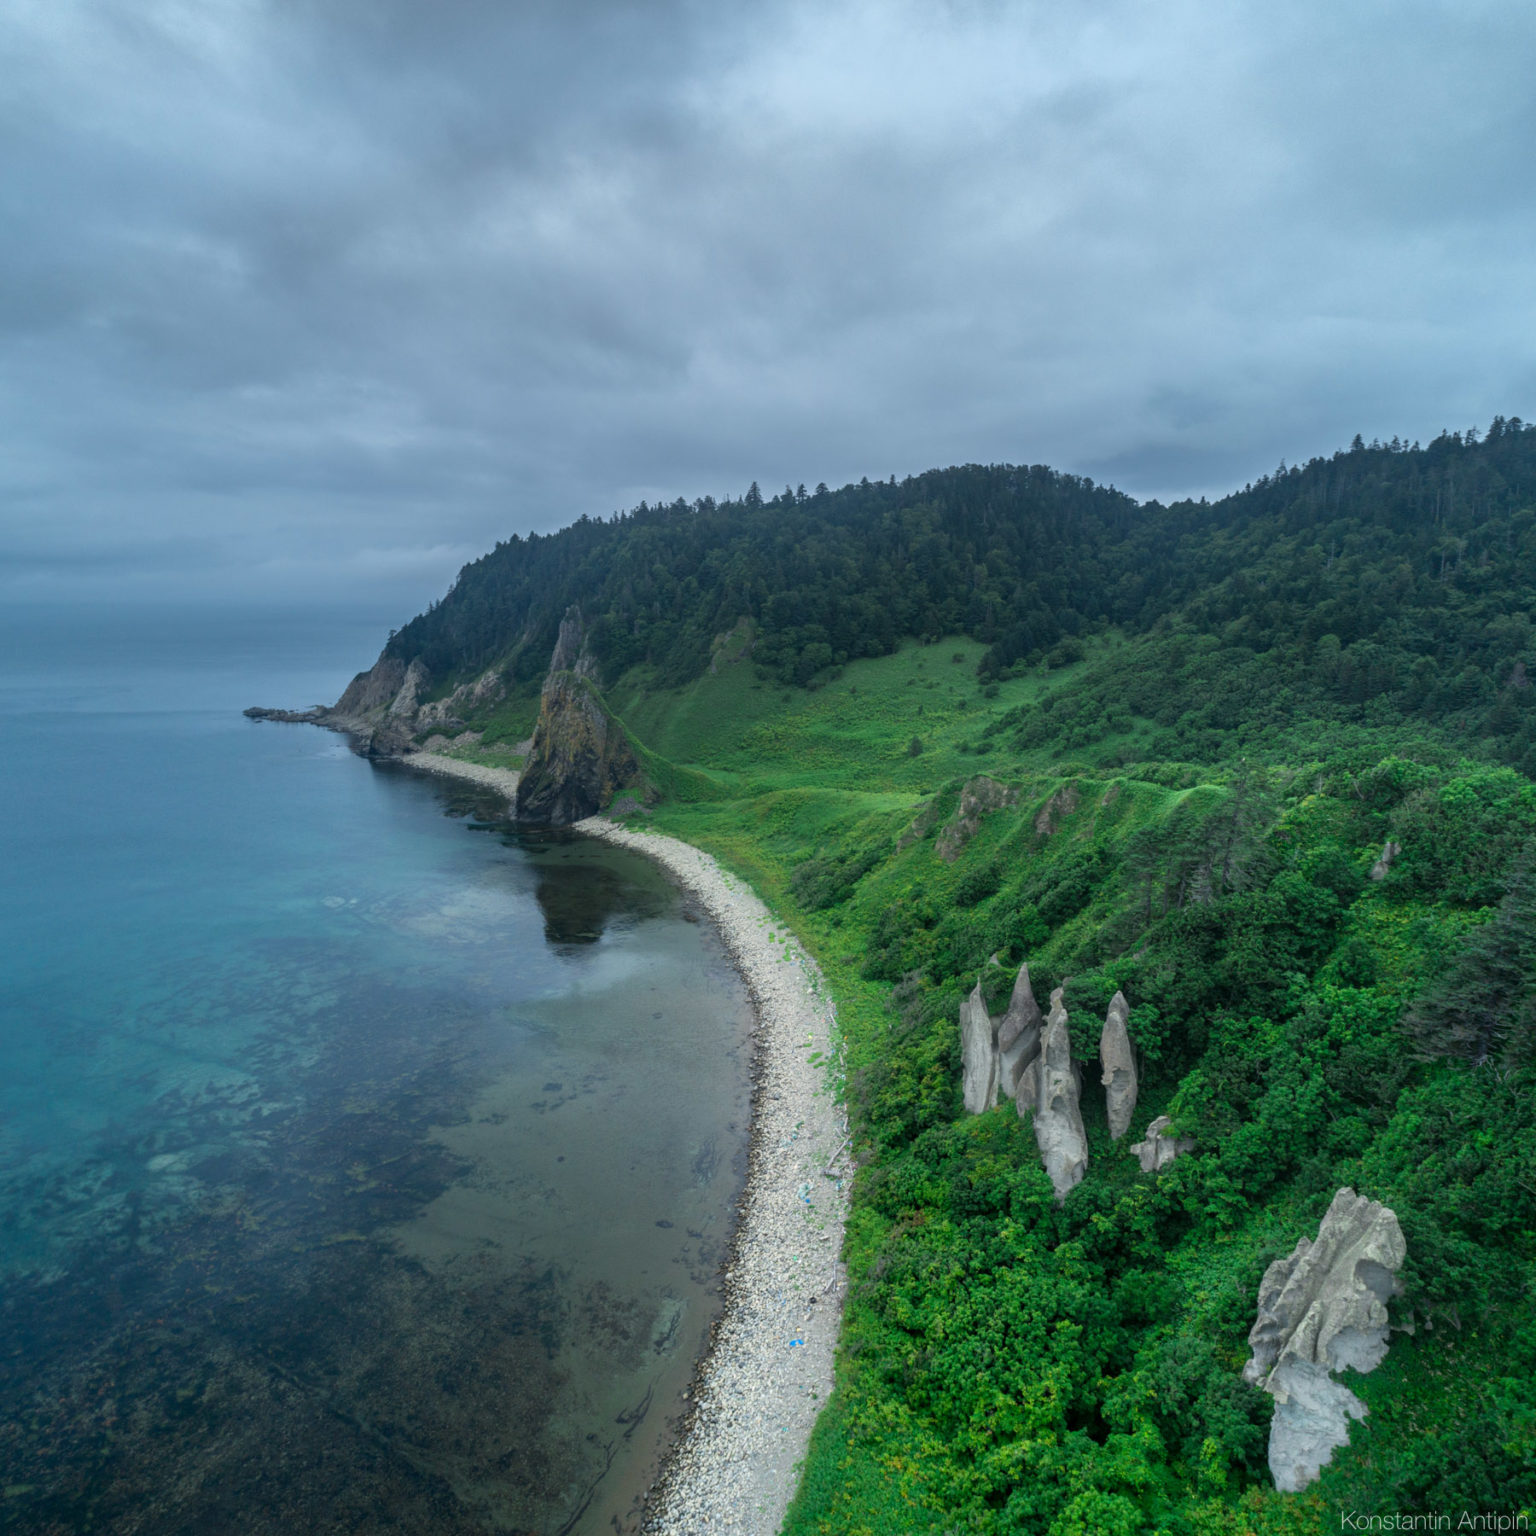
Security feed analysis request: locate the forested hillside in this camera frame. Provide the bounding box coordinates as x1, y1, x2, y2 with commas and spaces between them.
376, 423, 1536, 1533
391, 421, 1536, 770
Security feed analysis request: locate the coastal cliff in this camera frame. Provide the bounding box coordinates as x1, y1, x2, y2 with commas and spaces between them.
248, 604, 648, 823
514, 608, 646, 825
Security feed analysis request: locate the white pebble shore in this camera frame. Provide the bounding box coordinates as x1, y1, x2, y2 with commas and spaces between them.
404, 753, 849, 1535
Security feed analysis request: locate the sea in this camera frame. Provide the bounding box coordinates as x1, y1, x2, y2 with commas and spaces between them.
0, 604, 753, 1535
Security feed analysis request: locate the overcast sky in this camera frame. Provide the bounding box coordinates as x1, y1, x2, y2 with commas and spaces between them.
4, 0, 1534, 620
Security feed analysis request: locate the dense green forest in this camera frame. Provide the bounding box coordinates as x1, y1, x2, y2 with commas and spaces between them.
392, 420, 1536, 773
383, 424, 1536, 1533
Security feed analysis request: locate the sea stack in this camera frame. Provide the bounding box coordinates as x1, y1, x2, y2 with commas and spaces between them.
515, 606, 644, 826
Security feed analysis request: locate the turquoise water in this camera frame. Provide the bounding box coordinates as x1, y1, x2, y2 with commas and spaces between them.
0, 609, 753, 1534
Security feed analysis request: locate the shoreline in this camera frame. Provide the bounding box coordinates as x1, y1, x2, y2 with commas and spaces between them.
402, 752, 849, 1535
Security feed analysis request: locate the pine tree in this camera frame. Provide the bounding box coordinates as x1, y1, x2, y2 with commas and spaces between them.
1403, 848, 1536, 1063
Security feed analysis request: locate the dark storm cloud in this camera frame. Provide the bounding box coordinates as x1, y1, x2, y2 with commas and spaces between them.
3, 0, 1534, 610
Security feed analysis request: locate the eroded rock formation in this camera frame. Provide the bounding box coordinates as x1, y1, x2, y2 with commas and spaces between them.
1033, 784, 1080, 837
1243, 1187, 1406, 1493
1032, 988, 1088, 1200
1099, 990, 1138, 1141
1130, 1115, 1194, 1174
960, 980, 999, 1114
996, 963, 1043, 1101
1015, 1057, 1040, 1121
936, 776, 1019, 862
515, 608, 644, 826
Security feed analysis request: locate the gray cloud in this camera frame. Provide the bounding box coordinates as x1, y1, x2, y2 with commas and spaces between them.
3, 0, 1534, 613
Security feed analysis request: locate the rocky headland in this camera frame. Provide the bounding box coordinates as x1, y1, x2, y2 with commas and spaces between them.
248, 605, 651, 826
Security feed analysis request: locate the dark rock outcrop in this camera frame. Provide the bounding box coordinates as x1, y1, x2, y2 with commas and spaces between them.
1243, 1187, 1406, 1492
1099, 990, 1137, 1141
244, 706, 324, 724
514, 607, 645, 826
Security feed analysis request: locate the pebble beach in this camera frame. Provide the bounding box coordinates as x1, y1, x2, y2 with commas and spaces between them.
405, 753, 849, 1535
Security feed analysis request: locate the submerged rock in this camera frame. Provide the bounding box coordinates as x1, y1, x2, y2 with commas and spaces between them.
1033, 988, 1087, 1200
1099, 990, 1138, 1141
1243, 1187, 1406, 1493
996, 962, 1043, 1102
1130, 1114, 1194, 1174
244, 706, 325, 724
960, 981, 999, 1114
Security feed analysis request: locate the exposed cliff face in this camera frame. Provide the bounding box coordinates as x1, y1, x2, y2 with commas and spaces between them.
514, 607, 645, 826
936, 776, 1018, 862
334, 652, 408, 716
251, 638, 513, 759
321, 650, 420, 757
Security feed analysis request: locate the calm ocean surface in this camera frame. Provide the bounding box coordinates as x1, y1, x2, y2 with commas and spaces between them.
0, 608, 753, 1535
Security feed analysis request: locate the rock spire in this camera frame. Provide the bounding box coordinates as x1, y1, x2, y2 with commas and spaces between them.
1031, 988, 1088, 1200
1098, 990, 1138, 1141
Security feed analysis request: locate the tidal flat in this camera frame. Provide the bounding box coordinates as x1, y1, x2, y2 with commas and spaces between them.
0, 704, 751, 1535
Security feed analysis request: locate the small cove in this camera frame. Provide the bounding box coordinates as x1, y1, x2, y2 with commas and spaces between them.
0, 619, 753, 1535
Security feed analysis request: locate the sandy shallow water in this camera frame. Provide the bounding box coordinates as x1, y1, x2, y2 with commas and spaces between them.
404, 753, 848, 1535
